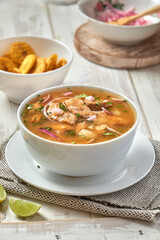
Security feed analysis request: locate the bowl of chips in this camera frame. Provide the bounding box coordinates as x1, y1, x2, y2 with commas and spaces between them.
0, 36, 73, 104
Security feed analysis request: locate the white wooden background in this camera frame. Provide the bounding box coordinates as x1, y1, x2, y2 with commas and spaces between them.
0, 0, 160, 238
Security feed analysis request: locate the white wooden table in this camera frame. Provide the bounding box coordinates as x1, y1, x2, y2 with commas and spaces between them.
0, 0, 160, 238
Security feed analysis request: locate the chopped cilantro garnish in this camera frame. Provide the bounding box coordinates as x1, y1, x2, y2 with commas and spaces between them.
95, 0, 124, 12
103, 132, 116, 136
95, 96, 101, 101
107, 102, 113, 106
41, 127, 52, 131
23, 119, 28, 123
38, 98, 44, 103
68, 87, 72, 91
37, 94, 41, 97
66, 130, 76, 136
26, 104, 33, 110
96, 102, 100, 106
80, 134, 86, 138
116, 104, 123, 108
34, 106, 44, 112
75, 93, 87, 98
123, 99, 127, 102
76, 113, 81, 118
47, 112, 52, 115
71, 141, 76, 144
21, 111, 27, 117
42, 116, 47, 120
123, 110, 129, 112
59, 103, 67, 111
107, 95, 111, 99
112, 1, 124, 10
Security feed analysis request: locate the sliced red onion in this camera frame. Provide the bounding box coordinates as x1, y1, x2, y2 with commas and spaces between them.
43, 97, 70, 122
87, 115, 97, 121
43, 100, 55, 122
85, 96, 95, 102
111, 98, 128, 108
52, 107, 64, 115
63, 92, 73, 96
39, 128, 59, 139
42, 94, 51, 103
102, 107, 112, 115
87, 139, 95, 144
105, 125, 121, 135
111, 97, 125, 102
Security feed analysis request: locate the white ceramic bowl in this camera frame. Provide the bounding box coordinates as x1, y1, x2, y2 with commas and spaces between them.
78, 0, 160, 45
17, 85, 139, 177
0, 36, 73, 104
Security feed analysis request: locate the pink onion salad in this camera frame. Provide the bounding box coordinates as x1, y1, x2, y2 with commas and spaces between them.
94, 0, 151, 25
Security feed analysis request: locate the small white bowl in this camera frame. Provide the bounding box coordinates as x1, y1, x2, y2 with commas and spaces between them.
78, 0, 160, 45
17, 85, 139, 177
0, 36, 73, 104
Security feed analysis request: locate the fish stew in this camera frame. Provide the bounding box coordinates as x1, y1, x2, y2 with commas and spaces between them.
21, 87, 136, 144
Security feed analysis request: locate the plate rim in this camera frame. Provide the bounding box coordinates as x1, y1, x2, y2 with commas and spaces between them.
5, 131, 155, 196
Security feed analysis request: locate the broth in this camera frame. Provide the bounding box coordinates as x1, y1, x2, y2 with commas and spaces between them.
21, 87, 136, 144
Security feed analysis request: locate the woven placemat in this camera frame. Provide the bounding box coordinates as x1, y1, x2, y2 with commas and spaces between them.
0, 132, 160, 222
74, 23, 160, 69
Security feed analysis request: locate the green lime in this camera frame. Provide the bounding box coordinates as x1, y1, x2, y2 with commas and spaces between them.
9, 197, 41, 217
0, 184, 7, 203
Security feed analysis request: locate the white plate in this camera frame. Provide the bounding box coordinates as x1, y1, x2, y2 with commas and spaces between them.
5, 131, 155, 196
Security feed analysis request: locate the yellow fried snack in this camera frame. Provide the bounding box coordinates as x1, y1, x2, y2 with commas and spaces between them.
46, 54, 58, 71
30, 57, 46, 74
56, 57, 67, 69
10, 42, 35, 65
13, 67, 21, 74
0, 57, 15, 72
19, 54, 36, 74
2, 52, 11, 59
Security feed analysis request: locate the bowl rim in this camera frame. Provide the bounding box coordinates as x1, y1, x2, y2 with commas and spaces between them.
17, 84, 140, 147
0, 35, 73, 76
78, 0, 160, 29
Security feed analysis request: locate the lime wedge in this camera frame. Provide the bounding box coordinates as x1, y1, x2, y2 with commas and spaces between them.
9, 198, 41, 217
0, 184, 7, 203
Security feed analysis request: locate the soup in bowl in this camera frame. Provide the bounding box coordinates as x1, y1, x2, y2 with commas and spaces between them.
17, 85, 139, 177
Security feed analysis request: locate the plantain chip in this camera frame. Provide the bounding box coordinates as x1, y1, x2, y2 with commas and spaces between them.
2, 52, 11, 59
0, 57, 16, 72
56, 57, 67, 69
13, 67, 21, 74
19, 54, 36, 74
46, 54, 58, 71
10, 42, 35, 65
30, 57, 46, 74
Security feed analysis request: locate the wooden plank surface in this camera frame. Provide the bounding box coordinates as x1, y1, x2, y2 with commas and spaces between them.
0, 0, 160, 238
0, 218, 160, 239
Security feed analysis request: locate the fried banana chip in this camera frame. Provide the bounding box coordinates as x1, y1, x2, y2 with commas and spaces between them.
10, 42, 35, 65
2, 52, 11, 59
13, 67, 21, 74
56, 57, 67, 69
0, 57, 16, 72
46, 54, 58, 71
19, 54, 36, 74
30, 57, 46, 74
